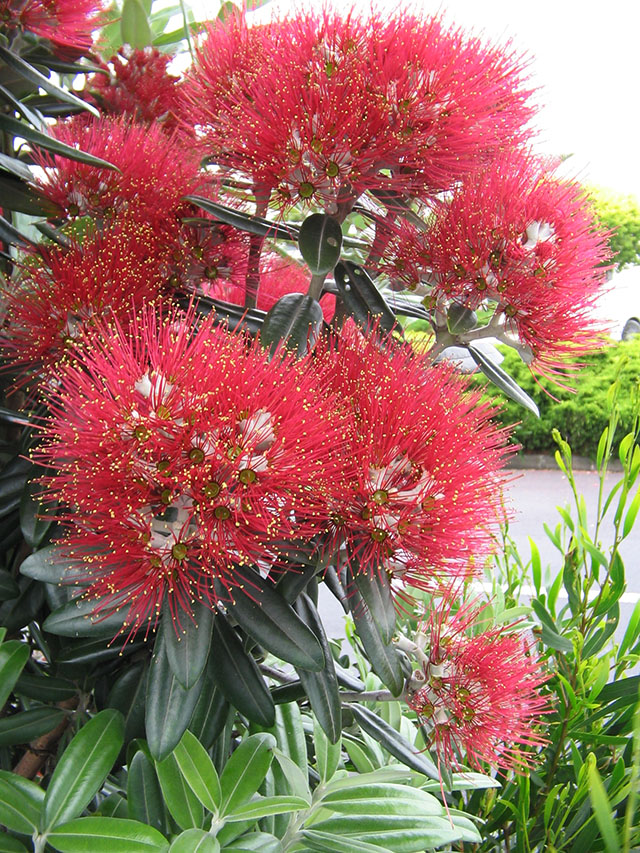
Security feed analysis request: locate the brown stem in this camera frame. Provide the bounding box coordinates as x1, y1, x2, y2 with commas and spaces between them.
13, 697, 78, 779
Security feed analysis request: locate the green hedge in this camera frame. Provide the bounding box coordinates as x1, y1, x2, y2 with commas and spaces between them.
480, 338, 640, 458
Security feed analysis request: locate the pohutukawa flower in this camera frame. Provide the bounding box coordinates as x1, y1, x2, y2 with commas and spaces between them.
182, 9, 533, 212
32, 116, 203, 231
407, 601, 548, 771
1, 0, 105, 54
426, 153, 611, 377
169, 222, 250, 295
0, 223, 171, 383
86, 47, 183, 128
314, 324, 511, 591
36, 306, 346, 636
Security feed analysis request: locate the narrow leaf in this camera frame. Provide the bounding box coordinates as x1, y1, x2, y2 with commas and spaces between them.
0, 114, 117, 170
164, 600, 214, 689
41, 709, 125, 831
47, 816, 168, 852
467, 343, 540, 416
334, 262, 397, 334
349, 596, 403, 696
588, 761, 620, 853
347, 566, 395, 644
0, 706, 66, 746
185, 196, 298, 241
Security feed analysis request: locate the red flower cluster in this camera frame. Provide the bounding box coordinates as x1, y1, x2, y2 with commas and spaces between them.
182, 9, 533, 211
1, 0, 104, 54
32, 116, 203, 231
407, 601, 548, 771
313, 324, 510, 590
37, 306, 347, 635
86, 47, 183, 128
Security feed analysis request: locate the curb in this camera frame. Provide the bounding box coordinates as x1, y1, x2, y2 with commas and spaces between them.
507, 453, 623, 472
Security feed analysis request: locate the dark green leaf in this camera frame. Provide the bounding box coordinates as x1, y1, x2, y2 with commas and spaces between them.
0, 172, 57, 216
209, 614, 275, 727
164, 600, 214, 689
0, 639, 30, 709
107, 661, 147, 745
15, 672, 76, 702
293, 595, 341, 744
0, 114, 117, 170
298, 213, 342, 275
447, 303, 478, 335
41, 709, 125, 831
598, 675, 640, 704
185, 196, 298, 241
0, 569, 19, 600
127, 750, 167, 834
347, 566, 395, 644
219, 733, 276, 816
19, 544, 74, 584
20, 477, 57, 548
349, 595, 403, 695
349, 705, 439, 781
0, 213, 36, 248
43, 594, 131, 639
57, 636, 144, 666
334, 262, 397, 334
47, 816, 168, 852
223, 565, 324, 671
187, 674, 229, 751
0, 706, 66, 746
155, 751, 204, 830
467, 343, 539, 416
146, 627, 203, 761
0, 45, 99, 117
260, 293, 323, 357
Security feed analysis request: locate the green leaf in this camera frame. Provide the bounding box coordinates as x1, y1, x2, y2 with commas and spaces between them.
164, 600, 214, 689
587, 760, 620, 853
349, 595, 403, 696
0, 114, 117, 170
169, 829, 219, 852
333, 262, 397, 334
188, 677, 229, 751
0, 172, 57, 216
0, 706, 66, 746
185, 197, 298, 242
155, 752, 204, 830
0, 772, 44, 834
313, 714, 341, 783
303, 815, 460, 852
47, 817, 168, 852
41, 709, 125, 831
467, 343, 540, 416
221, 832, 282, 852
0, 212, 36, 248
347, 566, 395, 645
292, 595, 341, 743
20, 477, 57, 548
209, 613, 275, 727
173, 730, 221, 814
269, 702, 307, 774
320, 783, 442, 816
0, 45, 99, 118
19, 544, 79, 584
447, 303, 478, 335
128, 750, 167, 834
349, 705, 439, 781
219, 733, 276, 816
0, 639, 30, 710
0, 568, 20, 600
224, 795, 308, 822
146, 627, 204, 761
15, 673, 75, 703
223, 566, 324, 671
260, 294, 324, 358
301, 830, 383, 853
0, 836, 28, 852
298, 213, 342, 275
530, 599, 574, 653
599, 674, 640, 704
107, 661, 147, 745
271, 750, 311, 804
121, 0, 153, 48
43, 594, 131, 639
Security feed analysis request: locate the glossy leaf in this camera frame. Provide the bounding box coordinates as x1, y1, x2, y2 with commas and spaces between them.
221, 832, 281, 852
128, 750, 167, 834
0, 706, 66, 746
173, 730, 221, 814
0, 569, 20, 600
0, 836, 28, 852
41, 709, 125, 831
47, 816, 168, 852
224, 566, 324, 671
321, 783, 441, 816
587, 760, 620, 853
467, 343, 540, 416
0, 640, 30, 709
447, 303, 478, 334
298, 213, 342, 275
20, 478, 57, 548
293, 595, 341, 743
313, 714, 341, 783
169, 829, 219, 852
43, 594, 130, 639
185, 196, 299, 241
301, 830, 383, 853
219, 733, 276, 816
155, 752, 204, 830
0, 773, 44, 834
225, 795, 308, 822
209, 613, 275, 727
187, 676, 229, 751
19, 544, 77, 584
333, 262, 397, 334
305, 814, 461, 851
349, 597, 404, 695
164, 600, 214, 689
146, 628, 204, 761
349, 705, 439, 781
260, 293, 324, 358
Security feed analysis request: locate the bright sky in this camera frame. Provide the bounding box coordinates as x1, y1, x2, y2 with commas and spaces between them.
242, 0, 640, 201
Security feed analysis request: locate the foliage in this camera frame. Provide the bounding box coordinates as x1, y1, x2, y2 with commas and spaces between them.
590, 186, 640, 270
